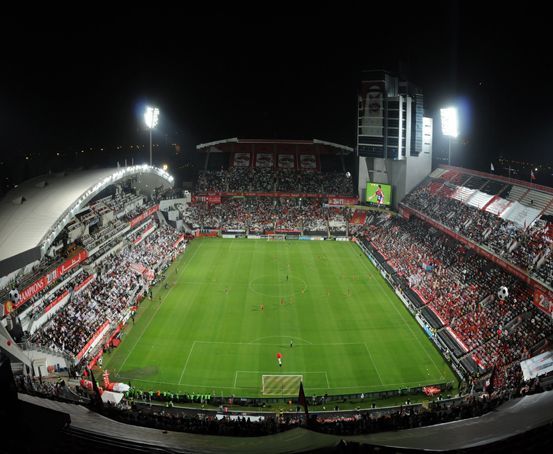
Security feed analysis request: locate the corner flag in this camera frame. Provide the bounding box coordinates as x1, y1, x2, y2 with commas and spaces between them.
297, 380, 308, 417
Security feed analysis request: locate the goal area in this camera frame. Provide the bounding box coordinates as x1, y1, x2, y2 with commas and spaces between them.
262, 374, 303, 395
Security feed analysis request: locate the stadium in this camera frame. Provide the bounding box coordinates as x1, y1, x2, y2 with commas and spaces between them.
1, 75, 553, 452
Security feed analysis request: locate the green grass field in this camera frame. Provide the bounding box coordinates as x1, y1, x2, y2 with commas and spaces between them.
105, 238, 456, 397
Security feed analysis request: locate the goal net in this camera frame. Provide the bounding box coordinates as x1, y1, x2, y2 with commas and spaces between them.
262, 374, 303, 395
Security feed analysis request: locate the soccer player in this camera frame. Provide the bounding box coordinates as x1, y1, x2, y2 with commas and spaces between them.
290, 339, 293, 348
278, 358, 282, 367
260, 304, 264, 312
368, 184, 385, 207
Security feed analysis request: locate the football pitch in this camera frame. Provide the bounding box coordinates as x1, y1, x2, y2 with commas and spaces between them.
105, 238, 456, 397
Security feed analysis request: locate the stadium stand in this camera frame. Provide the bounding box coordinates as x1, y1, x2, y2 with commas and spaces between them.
2, 161, 553, 452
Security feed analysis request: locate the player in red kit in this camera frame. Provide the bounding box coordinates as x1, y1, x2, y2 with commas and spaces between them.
369, 184, 385, 207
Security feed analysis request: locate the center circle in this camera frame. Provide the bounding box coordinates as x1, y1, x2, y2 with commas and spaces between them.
249, 275, 307, 297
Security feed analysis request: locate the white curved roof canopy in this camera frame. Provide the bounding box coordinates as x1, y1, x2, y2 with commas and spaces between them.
0, 165, 174, 267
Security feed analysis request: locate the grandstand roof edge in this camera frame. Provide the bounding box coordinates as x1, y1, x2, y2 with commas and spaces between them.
439, 165, 553, 195
0, 165, 174, 266
196, 138, 239, 150
196, 138, 353, 152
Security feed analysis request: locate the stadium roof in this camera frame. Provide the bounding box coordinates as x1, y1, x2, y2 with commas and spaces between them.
196, 137, 353, 153
0, 165, 173, 274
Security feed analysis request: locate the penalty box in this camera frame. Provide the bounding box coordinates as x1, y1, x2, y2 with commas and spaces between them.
234, 371, 329, 395
182, 341, 369, 392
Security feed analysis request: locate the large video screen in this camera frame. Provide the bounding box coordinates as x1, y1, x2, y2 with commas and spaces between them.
366, 182, 392, 207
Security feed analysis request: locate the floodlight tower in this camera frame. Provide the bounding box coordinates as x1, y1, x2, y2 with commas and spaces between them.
440, 106, 459, 166
144, 106, 160, 166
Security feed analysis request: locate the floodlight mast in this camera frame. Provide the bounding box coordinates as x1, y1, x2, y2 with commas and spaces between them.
440, 106, 458, 166
144, 106, 160, 166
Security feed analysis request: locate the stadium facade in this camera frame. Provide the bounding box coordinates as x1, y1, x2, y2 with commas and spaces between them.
357, 70, 433, 208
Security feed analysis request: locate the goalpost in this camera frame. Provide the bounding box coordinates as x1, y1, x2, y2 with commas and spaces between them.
262, 374, 303, 395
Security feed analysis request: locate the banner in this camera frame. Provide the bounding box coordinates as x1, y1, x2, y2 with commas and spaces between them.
44, 290, 69, 314
173, 234, 185, 248
2, 300, 14, 316
15, 249, 89, 309
144, 269, 155, 281
277, 154, 295, 169
77, 320, 110, 361
133, 223, 156, 245
196, 191, 352, 199
129, 205, 160, 228
129, 263, 146, 275
359, 80, 385, 138
520, 351, 553, 381
192, 195, 221, 204
328, 197, 358, 206
299, 154, 316, 169
233, 152, 251, 167
423, 386, 441, 396
255, 153, 274, 168
533, 288, 553, 315
75, 274, 96, 293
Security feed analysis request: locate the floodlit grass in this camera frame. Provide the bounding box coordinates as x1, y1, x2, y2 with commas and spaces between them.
105, 239, 456, 397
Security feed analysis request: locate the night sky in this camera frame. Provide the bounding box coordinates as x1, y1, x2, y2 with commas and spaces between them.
1, 6, 552, 190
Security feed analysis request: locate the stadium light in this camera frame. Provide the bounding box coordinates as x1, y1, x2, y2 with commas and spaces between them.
144, 106, 160, 166
440, 106, 458, 166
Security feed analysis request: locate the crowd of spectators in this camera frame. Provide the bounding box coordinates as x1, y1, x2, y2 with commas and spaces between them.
184, 198, 351, 234
26, 271, 92, 323
13, 370, 552, 438
196, 168, 354, 195
402, 178, 552, 285
362, 213, 552, 391
30, 224, 182, 360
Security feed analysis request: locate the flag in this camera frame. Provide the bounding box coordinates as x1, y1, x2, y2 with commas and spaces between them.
485, 367, 495, 394
88, 368, 104, 409
490, 162, 495, 172
531, 170, 536, 181
297, 380, 308, 417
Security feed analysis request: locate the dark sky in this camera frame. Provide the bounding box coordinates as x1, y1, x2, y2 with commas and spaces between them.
1, 6, 552, 186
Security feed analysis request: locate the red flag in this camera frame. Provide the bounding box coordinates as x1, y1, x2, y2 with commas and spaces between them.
88, 368, 104, 409
297, 380, 308, 417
